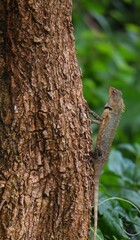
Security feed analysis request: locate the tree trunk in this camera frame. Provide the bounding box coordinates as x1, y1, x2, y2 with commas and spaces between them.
0, 1, 93, 239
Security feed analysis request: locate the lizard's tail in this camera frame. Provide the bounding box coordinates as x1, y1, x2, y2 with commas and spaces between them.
93, 181, 99, 240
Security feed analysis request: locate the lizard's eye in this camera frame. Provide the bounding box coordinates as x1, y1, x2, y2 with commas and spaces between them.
112, 89, 117, 95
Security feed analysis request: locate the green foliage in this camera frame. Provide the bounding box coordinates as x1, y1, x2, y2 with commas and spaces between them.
73, 1, 140, 239
91, 146, 140, 239
73, 0, 140, 143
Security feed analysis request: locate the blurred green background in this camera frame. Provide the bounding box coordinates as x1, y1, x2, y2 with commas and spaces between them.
73, 1, 140, 239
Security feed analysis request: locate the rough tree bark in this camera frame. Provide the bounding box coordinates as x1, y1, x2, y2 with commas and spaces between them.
0, 1, 93, 239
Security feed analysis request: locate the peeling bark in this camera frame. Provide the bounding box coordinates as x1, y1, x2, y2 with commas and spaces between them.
0, 1, 93, 239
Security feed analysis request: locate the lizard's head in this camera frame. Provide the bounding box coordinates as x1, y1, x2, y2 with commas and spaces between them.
105, 87, 125, 113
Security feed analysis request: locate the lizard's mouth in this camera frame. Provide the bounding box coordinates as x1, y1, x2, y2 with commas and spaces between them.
104, 104, 112, 111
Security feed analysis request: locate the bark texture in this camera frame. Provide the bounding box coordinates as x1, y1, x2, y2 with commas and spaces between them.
0, 1, 93, 239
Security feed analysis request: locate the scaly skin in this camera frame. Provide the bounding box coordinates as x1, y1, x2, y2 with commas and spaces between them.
93, 87, 124, 240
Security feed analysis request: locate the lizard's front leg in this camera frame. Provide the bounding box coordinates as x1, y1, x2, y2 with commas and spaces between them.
89, 109, 103, 125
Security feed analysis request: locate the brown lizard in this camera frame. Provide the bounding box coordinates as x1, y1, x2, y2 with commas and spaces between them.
90, 87, 124, 240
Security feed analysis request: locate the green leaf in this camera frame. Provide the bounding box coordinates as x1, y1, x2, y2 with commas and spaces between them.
98, 195, 130, 239
119, 190, 140, 209
107, 150, 125, 176
91, 12, 112, 33
119, 143, 136, 155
